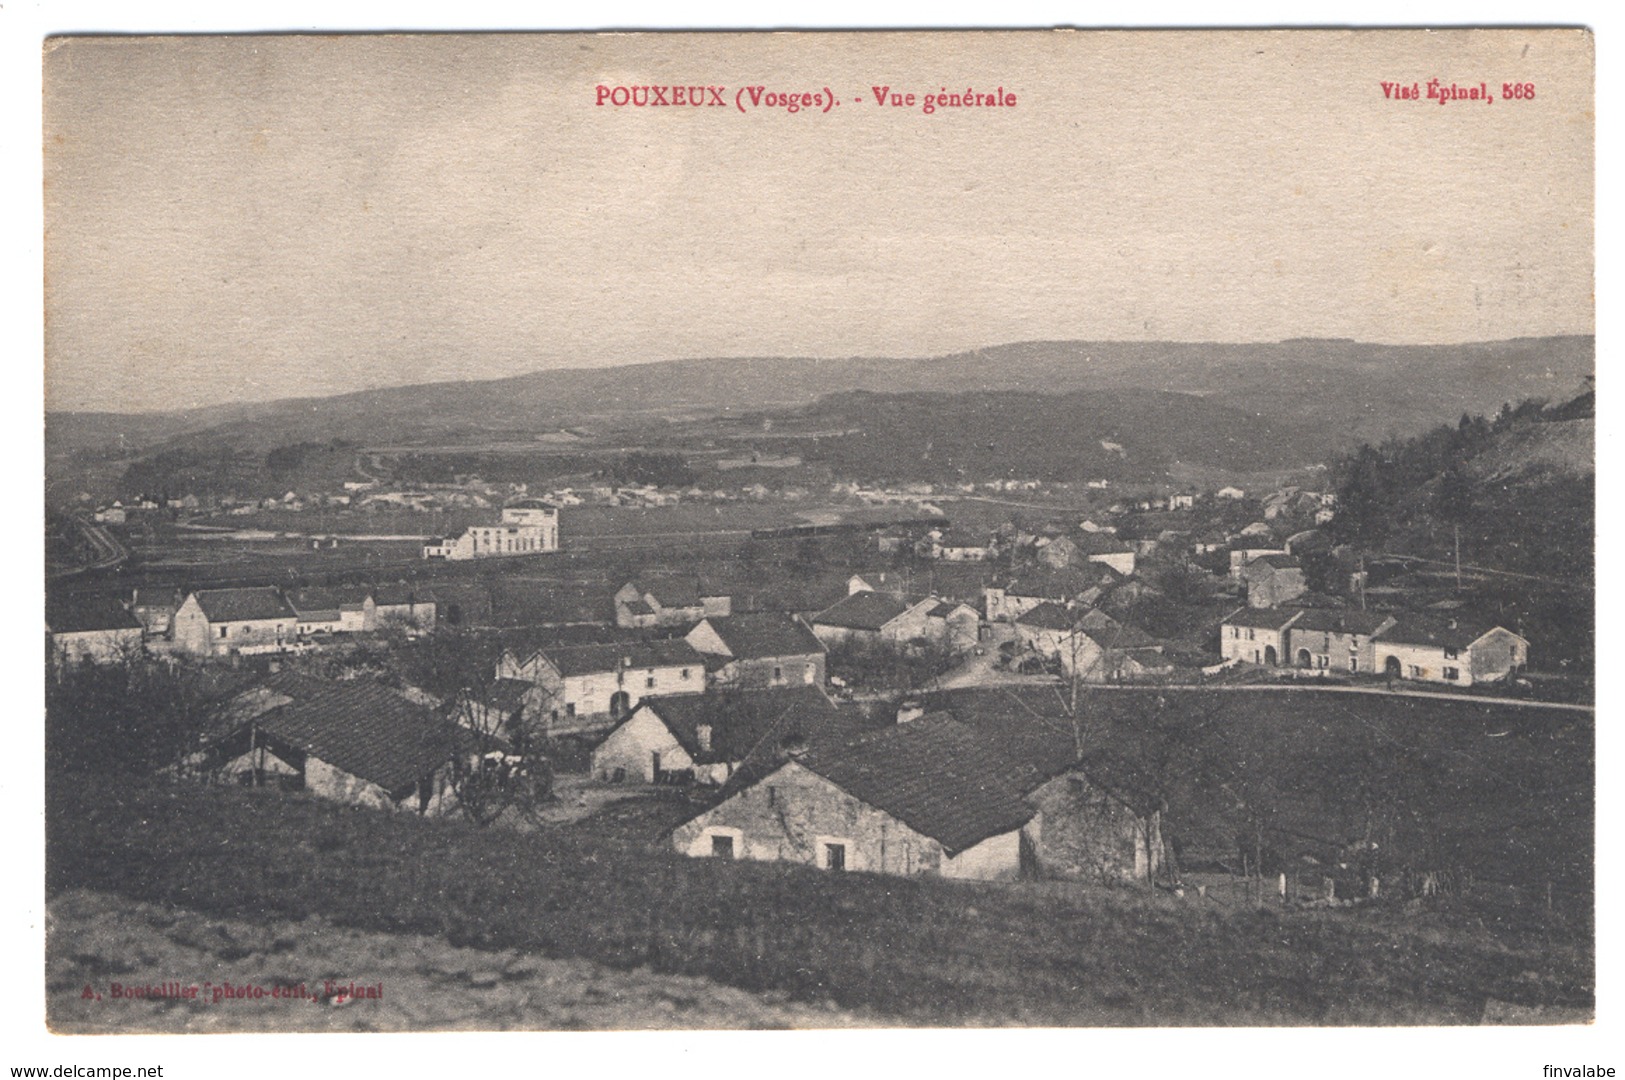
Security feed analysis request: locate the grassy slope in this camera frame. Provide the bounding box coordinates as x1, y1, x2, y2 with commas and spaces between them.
47, 778, 1591, 1027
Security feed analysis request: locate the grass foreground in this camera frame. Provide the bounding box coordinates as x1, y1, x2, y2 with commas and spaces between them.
46, 777, 1592, 1028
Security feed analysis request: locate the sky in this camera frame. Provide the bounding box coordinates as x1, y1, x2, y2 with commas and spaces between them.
43, 30, 1594, 413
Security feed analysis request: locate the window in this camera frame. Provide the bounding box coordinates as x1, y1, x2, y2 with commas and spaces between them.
1443, 666, 1459, 681
565, 702, 576, 718
1230, 626, 1239, 638
767, 786, 777, 807
1246, 629, 1255, 641
824, 842, 846, 872
1349, 657, 1358, 672
646, 675, 656, 689
219, 625, 229, 639
681, 668, 691, 680
1444, 647, 1459, 660
773, 665, 783, 682
711, 834, 734, 859
1409, 665, 1423, 678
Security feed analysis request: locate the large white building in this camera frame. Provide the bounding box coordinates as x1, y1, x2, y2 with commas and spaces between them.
423, 500, 559, 560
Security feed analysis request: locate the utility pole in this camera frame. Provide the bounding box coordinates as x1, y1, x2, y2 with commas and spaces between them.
1454, 524, 1462, 593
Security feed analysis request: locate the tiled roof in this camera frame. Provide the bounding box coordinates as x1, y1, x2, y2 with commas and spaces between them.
371, 584, 438, 608
999, 565, 1098, 599
1221, 607, 1303, 631
1080, 622, 1161, 651
543, 639, 706, 677
1250, 554, 1303, 571
701, 613, 825, 660
131, 588, 183, 610
288, 586, 372, 614
47, 595, 143, 634
1373, 616, 1518, 650
506, 498, 558, 510
812, 591, 909, 632
231, 674, 469, 796
1288, 609, 1392, 636
796, 715, 1037, 855
641, 686, 841, 766
1015, 601, 1078, 631
193, 587, 296, 624
483, 678, 534, 714
926, 600, 971, 619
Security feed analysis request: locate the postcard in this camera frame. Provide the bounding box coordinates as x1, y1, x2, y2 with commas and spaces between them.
38, 27, 1594, 1041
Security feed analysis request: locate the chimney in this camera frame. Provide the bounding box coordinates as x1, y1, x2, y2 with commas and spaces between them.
897, 699, 925, 724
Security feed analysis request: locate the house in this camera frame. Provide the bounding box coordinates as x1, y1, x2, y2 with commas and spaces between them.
672, 714, 1037, 880
1237, 521, 1274, 539
422, 499, 559, 560
613, 579, 731, 629
286, 586, 375, 635
808, 591, 938, 648
1077, 519, 1117, 535
1243, 554, 1308, 608
686, 613, 828, 689
846, 571, 906, 598
1015, 604, 1167, 682
984, 566, 1100, 622
1168, 493, 1196, 511
1076, 532, 1136, 576
130, 587, 184, 638
673, 705, 1162, 884
208, 674, 471, 813
923, 600, 981, 651
590, 686, 847, 785
1216, 486, 1247, 500
494, 639, 707, 737
1229, 548, 1288, 581
1370, 617, 1529, 687
1219, 607, 1303, 667
46, 595, 145, 666
1285, 609, 1397, 674
921, 528, 993, 562
1036, 535, 1080, 568
371, 585, 438, 633
172, 587, 299, 657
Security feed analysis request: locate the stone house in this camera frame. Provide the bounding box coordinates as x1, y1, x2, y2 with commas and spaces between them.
1244, 554, 1309, 608
685, 613, 827, 689
209, 673, 473, 814
286, 586, 375, 636
371, 585, 438, 633
1219, 607, 1304, 667
590, 686, 845, 785
172, 587, 299, 658
46, 595, 145, 666
494, 639, 707, 737
808, 591, 939, 648
1370, 617, 1529, 687
129, 587, 184, 638
923, 600, 982, 652
983, 566, 1099, 623
1285, 609, 1398, 674
613, 579, 731, 629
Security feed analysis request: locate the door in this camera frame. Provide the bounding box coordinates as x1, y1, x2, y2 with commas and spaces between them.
824, 842, 846, 871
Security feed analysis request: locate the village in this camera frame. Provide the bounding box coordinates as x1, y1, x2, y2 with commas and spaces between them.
47, 451, 1575, 901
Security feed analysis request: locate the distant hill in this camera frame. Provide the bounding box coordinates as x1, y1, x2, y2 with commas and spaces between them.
47, 336, 1593, 454
751, 388, 1330, 482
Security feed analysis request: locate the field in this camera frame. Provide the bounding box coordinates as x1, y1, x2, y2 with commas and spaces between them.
46, 777, 1592, 1029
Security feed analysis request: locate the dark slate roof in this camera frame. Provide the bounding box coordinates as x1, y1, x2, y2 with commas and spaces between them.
289, 586, 372, 614
926, 600, 971, 619
1221, 607, 1303, 631
1288, 609, 1392, 636
1075, 533, 1134, 555
193, 587, 296, 623
999, 565, 1097, 599
1372, 616, 1519, 650
1080, 622, 1161, 651
642, 686, 841, 766
812, 591, 909, 632
1015, 601, 1078, 631
230, 674, 469, 796
484, 678, 534, 714
1250, 554, 1303, 571
702, 613, 825, 660
622, 597, 656, 616
131, 588, 183, 610
506, 498, 558, 510
47, 595, 143, 634
543, 639, 706, 677
795, 715, 1037, 855
371, 584, 438, 607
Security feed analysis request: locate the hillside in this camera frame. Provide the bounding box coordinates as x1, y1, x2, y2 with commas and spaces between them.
48, 336, 1594, 462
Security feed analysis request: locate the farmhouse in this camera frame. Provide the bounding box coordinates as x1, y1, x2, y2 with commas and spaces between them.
129, 587, 183, 638
984, 566, 1099, 623
685, 613, 827, 689
46, 595, 145, 666
809, 591, 938, 648
422, 499, 559, 560
209, 674, 470, 814
672, 714, 1036, 879
590, 686, 845, 785
494, 639, 706, 737
1243, 554, 1309, 608
1370, 616, 1529, 687
1016, 604, 1167, 682
172, 587, 299, 658
614, 579, 731, 629
1220, 607, 1304, 667
1075, 532, 1137, 576
370, 585, 439, 633
1285, 609, 1397, 674
286, 586, 374, 635
923, 600, 981, 651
